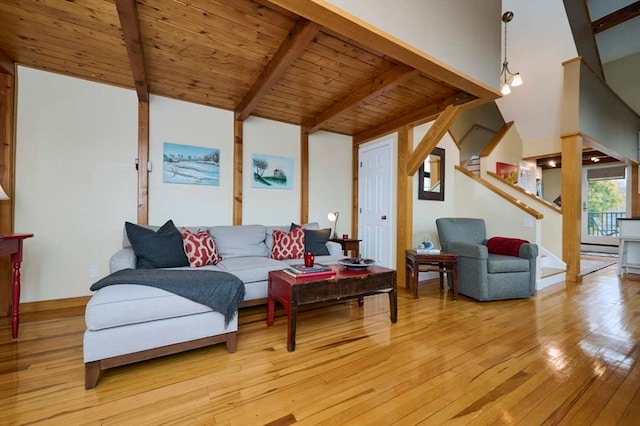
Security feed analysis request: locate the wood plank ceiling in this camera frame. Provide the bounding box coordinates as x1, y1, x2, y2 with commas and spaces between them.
0, 0, 498, 139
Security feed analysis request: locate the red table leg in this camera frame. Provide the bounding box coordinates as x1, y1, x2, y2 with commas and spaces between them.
11, 261, 21, 339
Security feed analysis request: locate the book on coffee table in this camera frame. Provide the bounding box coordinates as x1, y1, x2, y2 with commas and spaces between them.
283, 268, 336, 279
287, 263, 333, 274
283, 263, 336, 279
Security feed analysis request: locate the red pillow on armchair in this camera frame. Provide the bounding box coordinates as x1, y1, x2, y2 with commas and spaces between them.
486, 236, 528, 257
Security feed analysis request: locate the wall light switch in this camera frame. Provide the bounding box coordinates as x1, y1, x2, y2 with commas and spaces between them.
523, 217, 533, 228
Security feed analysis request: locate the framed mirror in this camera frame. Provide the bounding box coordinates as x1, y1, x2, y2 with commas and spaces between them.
418, 147, 445, 201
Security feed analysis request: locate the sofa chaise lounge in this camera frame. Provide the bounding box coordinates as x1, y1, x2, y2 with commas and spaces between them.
84, 222, 343, 388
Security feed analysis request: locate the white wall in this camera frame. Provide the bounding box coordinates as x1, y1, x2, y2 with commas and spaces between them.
14, 70, 353, 303
149, 95, 234, 226
309, 131, 353, 235
604, 51, 640, 115
326, 0, 501, 89
241, 118, 352, 230
498, 0, 578, 143
542, 168, 562, 205
16, 67, 138, 302
481, 125, 524, 178
454, 171, 540, 245
412, 124, 458, 249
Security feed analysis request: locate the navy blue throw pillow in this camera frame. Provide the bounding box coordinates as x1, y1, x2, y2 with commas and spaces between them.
290, 223, 331, 256
304, 228, 331, 256
125, 220, 189, 269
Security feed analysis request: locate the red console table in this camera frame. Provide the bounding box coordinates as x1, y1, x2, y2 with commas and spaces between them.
0, 233, 34, 338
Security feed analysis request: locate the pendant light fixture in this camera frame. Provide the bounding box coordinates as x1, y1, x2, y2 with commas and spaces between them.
499, 11, 522, 96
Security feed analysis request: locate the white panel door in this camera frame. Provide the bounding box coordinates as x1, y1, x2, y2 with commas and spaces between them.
358, 140, 392, 267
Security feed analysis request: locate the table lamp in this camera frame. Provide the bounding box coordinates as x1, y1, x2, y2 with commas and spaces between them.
327, 211, 339, 239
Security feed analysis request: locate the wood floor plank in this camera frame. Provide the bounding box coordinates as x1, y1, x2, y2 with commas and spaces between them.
2, 263, 639, 424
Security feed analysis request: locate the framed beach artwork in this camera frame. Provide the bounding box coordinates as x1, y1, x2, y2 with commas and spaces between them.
163, 143, 220, 186
251, 154, 293, 190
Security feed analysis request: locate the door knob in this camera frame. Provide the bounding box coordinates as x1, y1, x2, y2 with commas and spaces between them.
381, 215, 387, 220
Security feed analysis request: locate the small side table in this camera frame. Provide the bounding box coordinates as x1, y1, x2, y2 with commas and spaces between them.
405, 249, 458, 300
0, 233, 35, 338
329, 238, 361, 258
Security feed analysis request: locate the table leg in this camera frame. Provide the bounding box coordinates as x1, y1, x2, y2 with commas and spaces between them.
438, 262, 445, 289
267, 295, 275, 326
11, 261, 21, 339
412, 262, 420, 299
389, 287, 398, 323
357, 296, 364, 306
405, 261, 411, 290
452, 263, 458, 301
287, 304, 297, 352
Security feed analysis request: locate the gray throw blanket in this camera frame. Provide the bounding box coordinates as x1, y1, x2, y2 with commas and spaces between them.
90, 269, 245, 325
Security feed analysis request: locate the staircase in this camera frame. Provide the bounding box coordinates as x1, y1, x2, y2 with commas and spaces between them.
538, 247, 566, 290
453, 102, 566, 291
463, 155, 481, 176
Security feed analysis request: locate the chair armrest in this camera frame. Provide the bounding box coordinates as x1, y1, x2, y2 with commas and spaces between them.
109, 248, 136, 273
518, 243, 539, 259
447, 241, 488, 259
326, 241, 343, 257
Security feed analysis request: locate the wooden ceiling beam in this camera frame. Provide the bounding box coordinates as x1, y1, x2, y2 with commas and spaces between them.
303, 64, 419, 133
353, 98, 454, 145
115, 0, 148, 102
264, 0, 499, 101
0, 48, 14, 75
592, 1, 640, 34
407, 104, 462, 176
235, 19, 321, 121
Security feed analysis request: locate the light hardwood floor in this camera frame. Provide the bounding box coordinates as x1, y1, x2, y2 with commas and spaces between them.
1, 264, 639, 425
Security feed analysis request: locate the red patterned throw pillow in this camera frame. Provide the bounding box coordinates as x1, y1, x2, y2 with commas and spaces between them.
271, 227, 305, 260
181, 228, 222, 267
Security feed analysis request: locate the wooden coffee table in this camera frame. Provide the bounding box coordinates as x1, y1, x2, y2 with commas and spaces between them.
267, 264, 397, 351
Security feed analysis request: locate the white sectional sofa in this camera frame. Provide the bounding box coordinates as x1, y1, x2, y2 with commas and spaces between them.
108, 222, 343, 303
83, 222, 343, 388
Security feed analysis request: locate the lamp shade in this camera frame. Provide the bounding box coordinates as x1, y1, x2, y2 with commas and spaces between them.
511, 73, 523, 87
327, 211, 339, 239
0, 184, 9, 201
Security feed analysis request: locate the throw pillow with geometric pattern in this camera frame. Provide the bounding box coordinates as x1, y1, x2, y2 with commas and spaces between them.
270, 226, 305, 260
181, 228, 223, 267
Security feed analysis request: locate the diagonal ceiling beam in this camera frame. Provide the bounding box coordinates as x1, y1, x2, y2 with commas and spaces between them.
592, 1, 640, 34
235, 19, 321, 121
407, 104, 462, 176
115, 0, 149, 102
302, 64, 420, 133
0, 48, 14, 75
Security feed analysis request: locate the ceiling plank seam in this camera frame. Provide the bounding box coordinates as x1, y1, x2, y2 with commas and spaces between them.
354, 94, 462, 144
302, 64, 420, 134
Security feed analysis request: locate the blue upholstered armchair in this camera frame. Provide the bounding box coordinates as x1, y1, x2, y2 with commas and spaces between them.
435, 218, 538, 301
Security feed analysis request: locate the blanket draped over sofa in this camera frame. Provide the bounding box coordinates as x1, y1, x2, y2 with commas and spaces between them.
90, 269, 245, 325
